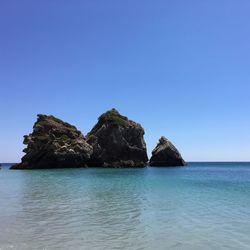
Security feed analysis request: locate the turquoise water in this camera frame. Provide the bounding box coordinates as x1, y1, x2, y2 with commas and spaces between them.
1, 163, 250, 250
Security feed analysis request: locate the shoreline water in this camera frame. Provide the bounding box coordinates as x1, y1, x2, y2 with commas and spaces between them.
1, 161, 250, 169
1, 162, 250, 249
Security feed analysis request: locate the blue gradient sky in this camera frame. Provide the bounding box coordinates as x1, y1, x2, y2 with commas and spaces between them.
1, 0, 250, 162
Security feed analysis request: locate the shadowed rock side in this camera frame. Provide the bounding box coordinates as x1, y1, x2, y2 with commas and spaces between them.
149, 136, 185, 166
86, 108, 148, 167
11, 115, 93, 169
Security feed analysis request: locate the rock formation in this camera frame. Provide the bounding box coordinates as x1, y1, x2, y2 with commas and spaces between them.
11, 115, 93, 169
12, 110, 187, 169
86, 108, 148, 167
149, 136, 185, 166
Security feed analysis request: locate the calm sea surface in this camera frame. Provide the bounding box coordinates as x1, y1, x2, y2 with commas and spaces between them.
1, 163, 250, 250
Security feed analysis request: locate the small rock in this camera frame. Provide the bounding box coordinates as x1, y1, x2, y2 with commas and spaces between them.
149, 136, 185, 166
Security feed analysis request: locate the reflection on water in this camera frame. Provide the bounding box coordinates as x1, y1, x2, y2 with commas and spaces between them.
1, 164, 250, 249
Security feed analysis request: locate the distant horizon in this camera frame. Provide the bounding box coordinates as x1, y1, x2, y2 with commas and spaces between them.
2, 161, 250, 164
1, 1, 250, 162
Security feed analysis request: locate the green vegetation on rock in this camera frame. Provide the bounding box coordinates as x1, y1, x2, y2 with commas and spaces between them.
88, 109, 129, 137
98, 109, 128, 127
36, 135, 49, 141
60, 134, 69, 141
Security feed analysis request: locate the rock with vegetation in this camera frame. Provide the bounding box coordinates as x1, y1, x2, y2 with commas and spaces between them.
11, 115, 93, 169
86, 108, 148, 167
149, 136, 185, 166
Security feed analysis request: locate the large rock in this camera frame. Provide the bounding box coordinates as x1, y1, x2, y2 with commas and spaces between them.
11, 115, 93, 169
86, 108, 148, 167
149, 136, 185, 166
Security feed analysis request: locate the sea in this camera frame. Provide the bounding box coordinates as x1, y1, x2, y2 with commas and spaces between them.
0, 162, 250, 250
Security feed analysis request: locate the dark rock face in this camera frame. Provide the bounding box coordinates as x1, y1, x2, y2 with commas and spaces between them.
149, 136, 185, 166
86, 109, 148, 167
11, 115, 93, 169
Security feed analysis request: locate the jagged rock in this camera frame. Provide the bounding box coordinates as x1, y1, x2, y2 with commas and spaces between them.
149, 136, 185, 166
86, 108, 148, 167
11, 115, 93, 169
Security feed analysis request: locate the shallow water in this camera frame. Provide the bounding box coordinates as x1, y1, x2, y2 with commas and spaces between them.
1, 163, 250, 250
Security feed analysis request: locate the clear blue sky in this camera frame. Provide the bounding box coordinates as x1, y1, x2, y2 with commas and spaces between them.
1, 0, 250, 162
